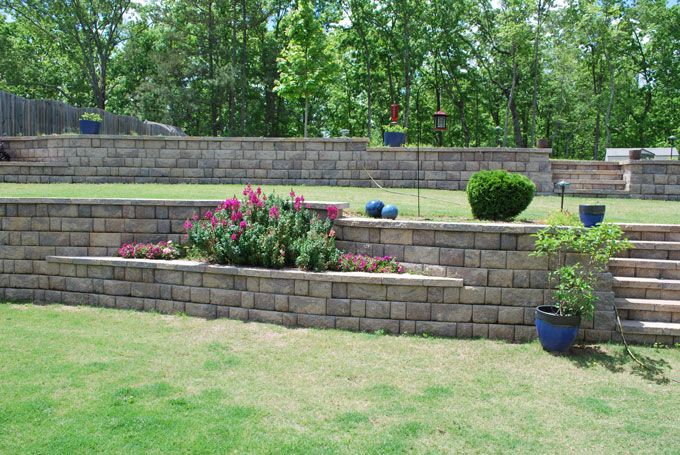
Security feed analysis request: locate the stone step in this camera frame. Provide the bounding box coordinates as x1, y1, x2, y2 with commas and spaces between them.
613, 276, 680, 301
551, 159, 622, 169
620, 320, 680, 336
552, 170, 624, 178
609, 258, 680, 279
621, 241, 680, 260
614, 297, 680, 312
553, 181, 627, 191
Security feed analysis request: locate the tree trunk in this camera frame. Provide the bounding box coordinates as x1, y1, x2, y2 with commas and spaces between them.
304, 96, 309, 138
604, 49, 615, 148
240, 0, 247, 135
594, 110, 601, 160
529, 0, 547, 147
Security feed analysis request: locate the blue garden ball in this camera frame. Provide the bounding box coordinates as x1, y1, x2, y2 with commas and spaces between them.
365, 200, 384, 218
381, 204, 398, 220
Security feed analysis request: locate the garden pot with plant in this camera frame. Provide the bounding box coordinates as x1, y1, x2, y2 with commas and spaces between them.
531, 223, 631, 352
578, 204, 606, 227
383, 124, 407, 147
79, 112, 103, 134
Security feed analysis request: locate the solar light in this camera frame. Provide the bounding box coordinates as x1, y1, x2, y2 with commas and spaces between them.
495, 126, 502, 147
555, 180, 571, 211
670, 135, 676, 160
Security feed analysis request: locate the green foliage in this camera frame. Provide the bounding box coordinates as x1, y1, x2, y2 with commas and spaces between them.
532, 223, 632, 318
80, 112, 102, 122
544, 210, 582, 227
185, 186, 340, 271
383, 124, 407, 133
466, 170, 535, 221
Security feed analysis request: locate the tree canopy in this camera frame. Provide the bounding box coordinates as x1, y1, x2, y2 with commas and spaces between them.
0, 0, 678, 158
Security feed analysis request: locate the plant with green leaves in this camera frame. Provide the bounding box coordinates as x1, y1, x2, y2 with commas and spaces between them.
80, 112, 103, 122
532, 223, 632, 319
275, 0, 335, 138
383, 124, 407, 133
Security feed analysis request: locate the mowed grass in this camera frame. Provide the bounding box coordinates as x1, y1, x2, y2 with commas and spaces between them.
1, 183, 680, 224
1, 303, 679, 454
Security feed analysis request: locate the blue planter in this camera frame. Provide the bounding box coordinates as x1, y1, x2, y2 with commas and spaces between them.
79, 120, 101, 135
535, 305, 581, 352
381, 204, 398, 219
365, 200, 385, 218
579, 204, 606, 228
383, 132, 406, 147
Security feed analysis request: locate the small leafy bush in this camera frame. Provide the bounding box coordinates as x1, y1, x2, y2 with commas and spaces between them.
544, 210, 582, 227
337, 253, 404, 273
117, 241, 180, 260
531, 223, 632, 318
383, 124, 407, 133
81, 112, 102, 122
466, 170, 536, 221
185, 186, 341, 271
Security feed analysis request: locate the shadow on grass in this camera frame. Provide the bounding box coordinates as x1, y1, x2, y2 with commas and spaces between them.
565, 344, 673, 385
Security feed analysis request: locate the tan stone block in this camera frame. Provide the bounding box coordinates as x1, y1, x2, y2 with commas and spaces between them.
185, 302, 216, 319
298, 314, 335, 329
210, 289, 241, 306
460, 286, 485, 304
241, 292, 254, 309
431, 303, 472, 322
472, 305, 498, 323
327, 298, 350, 316
406, 302, 431, 320
336, 317, 360, 331
350, 299, 366, 317
480, 250, 507, 269
309, 281, 332, 298
416, 321, 456, 337
464, 250, 480, 268
386, 285, 427, 302
404, 246, 440, 265
498, 306, 524, 324
380, 228, 413, 245
295, 280, 309, 296
359, 318, 399, 334
289, 295, 326, 315
348, 283, 386, 300
443, 287, 460, 303
472, 323, 489, 338
489, 324, 514, 340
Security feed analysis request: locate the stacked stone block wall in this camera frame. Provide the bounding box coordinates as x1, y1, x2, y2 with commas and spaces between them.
1, 136, 553, 192
622, 160, 680, 200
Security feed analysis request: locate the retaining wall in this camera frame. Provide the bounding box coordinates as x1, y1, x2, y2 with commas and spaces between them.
622, 160, 680, 200
0, 197, 620, 342
1, 136, 553, 192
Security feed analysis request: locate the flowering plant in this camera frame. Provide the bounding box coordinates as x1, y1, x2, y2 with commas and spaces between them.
117, 241, 180, 260
337, 253, 404, 274
185, 186, 341, 271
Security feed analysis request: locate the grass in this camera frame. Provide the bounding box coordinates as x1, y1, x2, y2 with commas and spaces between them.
1, 303, 679, 454
1, 183, 680, 224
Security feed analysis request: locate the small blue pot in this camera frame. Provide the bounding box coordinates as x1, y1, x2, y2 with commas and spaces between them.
365, 200, 385, 218
579, 204, 605, 228
381, 204, 398, 219
383, 132, 406, 147
79, 119, 101, 135
535, 305, 581, 352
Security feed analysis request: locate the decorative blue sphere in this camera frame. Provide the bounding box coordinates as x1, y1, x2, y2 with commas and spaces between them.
381, 204, 398, 220
365, 200, 385, 218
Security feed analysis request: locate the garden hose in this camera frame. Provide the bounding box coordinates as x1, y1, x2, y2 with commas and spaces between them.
612, 302, 680, 384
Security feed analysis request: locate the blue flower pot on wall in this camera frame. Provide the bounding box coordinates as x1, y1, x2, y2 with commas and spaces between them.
535, 305, 581, 352
579, 204, 606, 228
79, 120, 101, 135
383, 132, 406, 147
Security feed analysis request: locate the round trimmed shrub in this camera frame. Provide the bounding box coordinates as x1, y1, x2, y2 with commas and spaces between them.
466, 170, 536, 221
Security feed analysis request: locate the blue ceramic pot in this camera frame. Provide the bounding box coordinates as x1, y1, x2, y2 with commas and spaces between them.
79, 120, 101, 135
383, 132, 406, 147
579, 204, 605, 228
381, 204, 398, 219
365, 200, 385, 218
535, 305, 581, 352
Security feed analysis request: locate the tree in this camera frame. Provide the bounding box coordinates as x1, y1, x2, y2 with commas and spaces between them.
275, 0, 335, 137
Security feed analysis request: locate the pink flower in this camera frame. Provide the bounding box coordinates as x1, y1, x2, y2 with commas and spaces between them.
192, 213, 199, 221
204, 210, 213, 219
239, 220, 247, 230
231, 234, 237, 241
289, 190, 296, 198
326, 205, 338, 220
184, 220, 193, 231
269, 206, 280, 219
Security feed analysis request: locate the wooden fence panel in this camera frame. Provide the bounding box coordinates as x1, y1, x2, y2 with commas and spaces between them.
0, 90, 185, 137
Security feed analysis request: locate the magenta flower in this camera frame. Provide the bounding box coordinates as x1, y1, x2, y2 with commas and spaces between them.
184, 220, 193, 231
326, 205, 338, 220
269, 206, 280, 219
204, 210, 213, 219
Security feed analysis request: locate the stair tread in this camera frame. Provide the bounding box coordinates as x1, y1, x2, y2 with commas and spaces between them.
630, 240, 680, 250
615, 297, 680, 311
610, 258, 680, 268
552, 179, 626, 184
613, 276, 680, 289
620, 320, 680, 336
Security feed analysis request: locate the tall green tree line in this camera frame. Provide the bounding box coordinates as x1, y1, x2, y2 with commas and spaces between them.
0, 0, 678, 157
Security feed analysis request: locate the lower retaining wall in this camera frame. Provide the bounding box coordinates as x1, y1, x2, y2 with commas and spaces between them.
17, 256, 465, 337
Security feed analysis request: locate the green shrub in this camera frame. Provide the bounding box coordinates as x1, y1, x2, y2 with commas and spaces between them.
80, 112, 102, 122
466, 170, 536, 221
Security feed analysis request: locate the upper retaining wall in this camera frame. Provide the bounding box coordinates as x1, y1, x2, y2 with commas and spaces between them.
622, 160, 680, 200
1, 136, 553, 192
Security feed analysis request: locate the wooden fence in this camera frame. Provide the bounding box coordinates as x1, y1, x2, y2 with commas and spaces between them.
0, 90, 185, 137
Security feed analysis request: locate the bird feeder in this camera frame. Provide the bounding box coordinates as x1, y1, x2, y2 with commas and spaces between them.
390, 103, 399, 125
433, 110, 448, 131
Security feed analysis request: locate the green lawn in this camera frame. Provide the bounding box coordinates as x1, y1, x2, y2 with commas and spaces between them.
1, 183, 679, 224
1, 303, 678, 454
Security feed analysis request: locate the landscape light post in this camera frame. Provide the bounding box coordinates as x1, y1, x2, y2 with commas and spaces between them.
555, 180, 571, 211
494, 126, 502, 147
670, 135, 676, 160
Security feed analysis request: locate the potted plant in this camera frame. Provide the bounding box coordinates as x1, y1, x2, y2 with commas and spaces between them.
531, 223, 631, 352
578, 204, 606, 227
383, 124, 407, 147
79, 112, 103, 134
